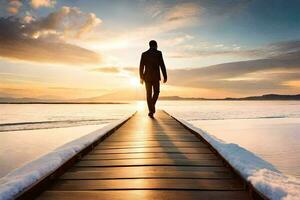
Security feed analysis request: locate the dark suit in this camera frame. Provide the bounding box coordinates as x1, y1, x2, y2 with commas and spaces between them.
139, 48, 167, 113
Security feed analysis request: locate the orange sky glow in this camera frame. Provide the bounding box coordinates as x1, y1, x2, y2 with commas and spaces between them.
0, 0, 299, 101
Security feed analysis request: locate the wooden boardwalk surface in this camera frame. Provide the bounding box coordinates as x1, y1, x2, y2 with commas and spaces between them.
37, 111, 254, 200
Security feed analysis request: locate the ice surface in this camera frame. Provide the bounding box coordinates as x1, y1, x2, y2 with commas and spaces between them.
0, 114, 133, 200
170, 114, 300, 200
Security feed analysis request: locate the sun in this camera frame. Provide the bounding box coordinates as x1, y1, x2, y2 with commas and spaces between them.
130, 77, 139, 87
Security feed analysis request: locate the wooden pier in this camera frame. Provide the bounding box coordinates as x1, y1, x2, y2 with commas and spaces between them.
20, 111, 266, 199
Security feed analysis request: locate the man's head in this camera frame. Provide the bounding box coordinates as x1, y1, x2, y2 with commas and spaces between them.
149, 40, 157, 49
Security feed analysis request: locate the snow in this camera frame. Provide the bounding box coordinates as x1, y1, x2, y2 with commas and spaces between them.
1, 110, 299, 200
169, 113, 300, 200
0, 114, 133, 200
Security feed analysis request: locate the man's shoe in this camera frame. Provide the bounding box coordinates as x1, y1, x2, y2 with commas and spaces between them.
148, 112, 154, 118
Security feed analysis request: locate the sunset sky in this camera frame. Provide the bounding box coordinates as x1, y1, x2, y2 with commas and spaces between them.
0, 0, 300, 100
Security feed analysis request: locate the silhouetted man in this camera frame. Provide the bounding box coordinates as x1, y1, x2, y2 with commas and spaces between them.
139, 40, 167, 118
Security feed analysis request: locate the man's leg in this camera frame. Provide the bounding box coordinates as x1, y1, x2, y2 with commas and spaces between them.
145, 81, 153, 114
152, 81, 160, 113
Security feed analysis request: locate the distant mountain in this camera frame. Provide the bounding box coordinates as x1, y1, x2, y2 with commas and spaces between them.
160, 94, 300, 101
0, 97, 125, 104
1, 93, 299, 103
0, 97, 52, 103
225, 94, 300, 100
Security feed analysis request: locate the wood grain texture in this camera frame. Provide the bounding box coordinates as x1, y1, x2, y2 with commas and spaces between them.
49, 179, 245, 191
38, 190, 251, 200
37, 111, 252, 200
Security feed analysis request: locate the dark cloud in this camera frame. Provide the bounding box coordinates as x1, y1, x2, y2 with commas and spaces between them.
169, 48, 262, 58
267, 41, 300, 55
0, 7, 101, 65
170, 40, 300, 59
6, 0, 22, 14
26, 6, 101, 39
167, 50, 300, 93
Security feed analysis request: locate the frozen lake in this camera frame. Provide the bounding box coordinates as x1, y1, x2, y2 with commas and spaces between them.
1, 101, 300, 180
160, 100, 300, 178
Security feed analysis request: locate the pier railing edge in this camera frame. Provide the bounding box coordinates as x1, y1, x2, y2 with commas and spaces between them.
162, 110, 269, 200
16, 111, 137, 200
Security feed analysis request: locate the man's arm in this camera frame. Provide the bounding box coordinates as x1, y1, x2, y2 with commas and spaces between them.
160, 52, 167, 83
139, 53, 145, 84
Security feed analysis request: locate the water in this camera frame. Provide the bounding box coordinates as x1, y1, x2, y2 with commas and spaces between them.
160, 100, 300, 178
0, 103, 136, 177
1, 101, 300, 179
0, 104, 135, 131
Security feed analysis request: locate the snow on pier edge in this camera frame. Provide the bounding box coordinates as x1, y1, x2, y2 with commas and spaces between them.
0, 113, 133, 200
1, 111, 299, 200
171, 113, 300, 200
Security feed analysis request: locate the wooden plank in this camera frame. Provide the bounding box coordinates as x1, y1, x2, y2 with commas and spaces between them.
60, 170, 234, 180
118, 128, 188, 131
109, 134, 194, 138
82, 153, 218, 160
38, 190, 251, 200
104, 138, 200, 142
49, 179, 244, 191
33, 111, 257, 200
68, 166, 231, 173
119, 125, 186, 129
99, 141, 205, 146
75, 158, 223, 167
93, 146, 209, 150
105, 138, 198, 142
106, 135, 198, 141
90, 147, 212, 154
115, 128, 188, 132
119, 123, 186, 126
115, 130, 188, 134
95, 143, 208, 149
106, 131, 196, 135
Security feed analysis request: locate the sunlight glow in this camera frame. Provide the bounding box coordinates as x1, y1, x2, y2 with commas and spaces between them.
136, 101, 146, 111
130, 77, 139, 87
283, 80, 300, 87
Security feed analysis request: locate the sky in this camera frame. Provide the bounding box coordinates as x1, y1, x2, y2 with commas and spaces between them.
0, 0, 300, 100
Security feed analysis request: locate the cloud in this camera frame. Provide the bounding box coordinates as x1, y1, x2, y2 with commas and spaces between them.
0, 7, 102, 65
6, 0, 22, 14
144, 1, 163, 18
26, 6, 102, 39
116, 42, 300, 95
94, 67, 121, 74
169, 48, 262, 59
109, 2, 201, 44
162, 34, 194, 46
79, 2, 201, 51
164, 2, 200, 23
148, 2, 200, 33
267, 40, 300, 55
48, 87, 104, 92
167, 49, 300, 94
30, 0, 56, 9
169, 40, 300, 59
22, 15, 34, 23
93, 67, 137, 76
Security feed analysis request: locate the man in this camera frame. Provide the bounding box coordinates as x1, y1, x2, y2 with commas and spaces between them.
139, 40, 167, 118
